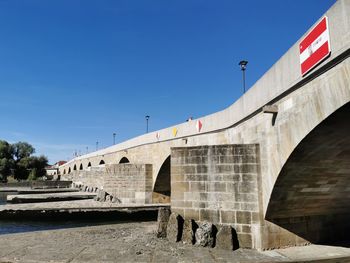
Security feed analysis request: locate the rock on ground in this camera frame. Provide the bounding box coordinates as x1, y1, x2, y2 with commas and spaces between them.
195, 221, 215, 247
156, 207, 171, 238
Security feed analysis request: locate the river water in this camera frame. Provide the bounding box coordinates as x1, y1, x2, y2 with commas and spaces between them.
0, 191, 121, 235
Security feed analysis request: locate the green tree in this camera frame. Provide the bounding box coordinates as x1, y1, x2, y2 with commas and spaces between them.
14, 155, 48, 180
0, 140, 14, 181
0, 140, 14, 159
12, 142, 35, 161
29, 155, 48, 178
0, 140, 48, 181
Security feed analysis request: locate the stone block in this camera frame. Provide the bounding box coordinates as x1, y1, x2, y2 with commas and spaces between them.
171, 191, 184, 200
220, 210, 236, 224
192, 201, 206, 209
238, 233, 252, 248
235, 193, 258, 202
96, 190, 107, 202
200, 209, 220, 223
157, 207, 171, 238
242, 225, 252, 233
219, 155, 235, 164
185, 173, 208, 181
238, 182, 257, 193
216, 164, 234, 174
183, 165, 196, 174
195, 222, 216, 247
184, 208, 200, 221
196, 165, 208, 173
182, 219, 196, 244
240, 202, 259, 211
190, 182, 206, 192
236, 211, 251, 224
236, 164, 258, 174
216, 225, 240, 250
171, 173, 184, 182
171, 200, 192, 208
166, 213, 184, 242
241, 173, 256, 182
226, 182, 239, 193
208, 182, 226, 192
172, 182, 189, 192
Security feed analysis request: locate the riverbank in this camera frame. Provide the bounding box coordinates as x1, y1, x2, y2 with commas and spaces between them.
0, 221, 350, 263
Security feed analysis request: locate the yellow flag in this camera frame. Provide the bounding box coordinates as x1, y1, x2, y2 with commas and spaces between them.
172, 127, 178, 137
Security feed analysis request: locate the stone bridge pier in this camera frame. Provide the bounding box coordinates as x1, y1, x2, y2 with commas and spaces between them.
170, 102, 350, 250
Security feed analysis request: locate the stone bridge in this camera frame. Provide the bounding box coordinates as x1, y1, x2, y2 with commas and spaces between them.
59, 0, 350, 250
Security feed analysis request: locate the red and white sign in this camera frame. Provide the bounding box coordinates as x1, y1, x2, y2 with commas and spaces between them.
196, 120, 202, 132
299, 16, 331, 76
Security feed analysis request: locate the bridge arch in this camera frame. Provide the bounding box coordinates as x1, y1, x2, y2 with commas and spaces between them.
68, 167, 71, 174
119, 157, 130, 164
152, 155, 171, 203
87, 162, 91, 167
266, 102, 350, 244
99, 160, 105, 165
63, 169, 66, 175
73, 164, 77, 171
79, 164, 83, 170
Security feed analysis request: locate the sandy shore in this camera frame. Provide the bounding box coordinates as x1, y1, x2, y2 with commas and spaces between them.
0, 221, 350, 263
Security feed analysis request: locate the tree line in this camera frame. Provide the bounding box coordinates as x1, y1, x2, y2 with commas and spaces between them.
0, 140, 48, 182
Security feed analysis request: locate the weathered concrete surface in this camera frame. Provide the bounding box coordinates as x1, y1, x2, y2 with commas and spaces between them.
0, 199, 168, 211
0, 188, 78, 194
16, 188, 79, 194
0, 181, 72, 189
0, 200, 167, 220
0, 221, 349, 263
7, 192, 96, 203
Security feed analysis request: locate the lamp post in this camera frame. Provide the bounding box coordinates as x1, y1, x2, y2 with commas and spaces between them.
113, 132, 116, 145
145, 115, 150, 133
239, 60, 248, 93
96, 141, 99, 151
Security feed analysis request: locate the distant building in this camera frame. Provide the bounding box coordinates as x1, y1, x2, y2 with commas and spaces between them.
45, 161, 67, 177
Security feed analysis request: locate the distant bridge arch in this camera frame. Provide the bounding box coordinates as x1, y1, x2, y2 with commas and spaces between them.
119, 157, 130, 164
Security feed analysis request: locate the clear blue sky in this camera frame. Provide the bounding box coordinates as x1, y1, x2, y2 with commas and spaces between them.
0, 0, 336, 163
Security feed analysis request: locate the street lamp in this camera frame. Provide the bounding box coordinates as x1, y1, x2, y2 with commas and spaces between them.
96, 141, 99, 151
239, 60, 248, 93
113, 132, 116, 145
145, 115, 150, 133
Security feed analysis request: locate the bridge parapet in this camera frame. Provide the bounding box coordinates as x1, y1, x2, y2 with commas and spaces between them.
65, 164, 153, 205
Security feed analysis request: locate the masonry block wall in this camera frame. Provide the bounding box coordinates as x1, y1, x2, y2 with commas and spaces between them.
63, 164, 153, 204
64, 167, 105, 189
104, 164, 153, 204
171, 144, 261, 248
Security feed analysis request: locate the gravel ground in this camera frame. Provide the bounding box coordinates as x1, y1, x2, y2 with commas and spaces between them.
0, 221, 286, 263
0, 221, 349, 263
